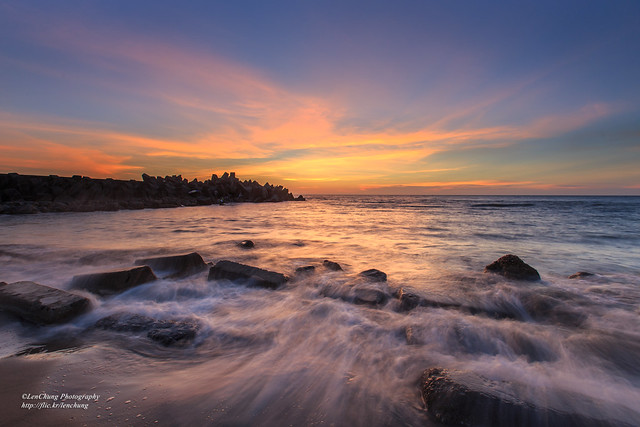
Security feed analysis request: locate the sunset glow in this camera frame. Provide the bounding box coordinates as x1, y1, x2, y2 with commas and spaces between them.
1, 1, 639, 194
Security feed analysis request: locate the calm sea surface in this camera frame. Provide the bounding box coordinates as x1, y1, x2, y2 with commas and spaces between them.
1, 196, 639, 425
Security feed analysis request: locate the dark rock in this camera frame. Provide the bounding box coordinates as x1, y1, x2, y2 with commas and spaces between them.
70, 266, 157, 296
323, 260, 343, 271
295, 265, 316, 275
208, 260, 288, 289
0, 281, 90, 324
484, 254, 541, 281
358, 268, 387, 282
94, 312, 198, 347
419, 368, 623, 427
239, 240, 255, 249
353, 287, 389, 306
569, 271, 594, 279
134, 252, 207, 278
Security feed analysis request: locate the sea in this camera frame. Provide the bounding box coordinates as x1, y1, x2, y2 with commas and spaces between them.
0, 195, 639, 426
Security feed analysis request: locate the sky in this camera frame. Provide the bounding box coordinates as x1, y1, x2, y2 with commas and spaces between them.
1, 1, 639, 195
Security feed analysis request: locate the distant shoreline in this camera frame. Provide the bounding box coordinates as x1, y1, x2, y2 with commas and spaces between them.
0, 172, 305, 215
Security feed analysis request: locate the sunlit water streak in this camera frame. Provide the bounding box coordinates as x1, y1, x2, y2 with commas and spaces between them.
0, 196, 639, 425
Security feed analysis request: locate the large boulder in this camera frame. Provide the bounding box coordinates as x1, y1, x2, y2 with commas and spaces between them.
0, 281, 90, 324
134, 252, 207, 278
70, 266, 157, 296
420, 368, 626, 426
208, 260, 288, 289
484, 254, 540, 281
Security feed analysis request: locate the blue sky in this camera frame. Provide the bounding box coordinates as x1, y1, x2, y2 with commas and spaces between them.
1, 0, 639, 194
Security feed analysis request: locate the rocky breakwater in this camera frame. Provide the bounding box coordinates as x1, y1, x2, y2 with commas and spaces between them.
0, 171, 305, 214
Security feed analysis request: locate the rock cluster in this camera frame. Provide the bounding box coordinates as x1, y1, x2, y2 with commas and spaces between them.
0, 172, 305, 214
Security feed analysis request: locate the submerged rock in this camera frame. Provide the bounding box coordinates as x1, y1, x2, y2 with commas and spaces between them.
295, 265, 316, 275
397, 288, 424, 312
319, 280, 391, 308
358, 268, 387, 282
95, 312, 199, 347
70, 266, 157, 296
208, 260, 288, 289
323, 260, 343, 271
419, 368, 622, 426
484, 254, 541, 281
353, 287, 389, 306
569, 271, 594, 279
135, 252, 207, 278
0, 281, 90, 324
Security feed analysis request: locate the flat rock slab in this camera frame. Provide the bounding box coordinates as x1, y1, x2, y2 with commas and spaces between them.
134, 252, 207, 278
95, 312, 199, 346
420, 368, 623, 427
208, 260, 288, 289
0, 281, 90, 324
70, 266, 157, 296
484, 254, 541, 281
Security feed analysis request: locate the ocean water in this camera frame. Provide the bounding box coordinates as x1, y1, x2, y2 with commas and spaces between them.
0, 195, 639, 426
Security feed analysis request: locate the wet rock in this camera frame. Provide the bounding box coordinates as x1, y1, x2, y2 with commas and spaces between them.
147, 321, 198, 346
323, 260, 343, 271
419, 368, 622, 427
134, 252, 207, 278
353, 287, 389, 306
358, 268, 387, 282
395, 288, 517, 319
94, 312, 199, 347
70, 266, 157, 296
397, 288, 423, 312
239, 240, 255, 249
208, 260, 288, 289
404, 326, 417, 345
569, 271, 594, 279
484, 254, 541, 281
295, 265, 316, 275
0, 281, 90, 324
95, 312, 157, 332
